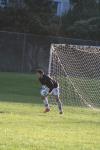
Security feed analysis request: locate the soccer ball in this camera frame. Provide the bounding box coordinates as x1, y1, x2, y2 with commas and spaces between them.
40, 89, 49, 97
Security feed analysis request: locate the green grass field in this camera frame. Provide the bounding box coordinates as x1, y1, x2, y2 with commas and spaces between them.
0, 72, 100, 150
58, 76, 100, 107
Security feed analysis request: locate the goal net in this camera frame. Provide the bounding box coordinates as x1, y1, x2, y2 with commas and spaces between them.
48, 44, 100, 108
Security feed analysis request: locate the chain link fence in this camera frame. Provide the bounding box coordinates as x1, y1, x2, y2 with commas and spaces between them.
0, 30, 100, 73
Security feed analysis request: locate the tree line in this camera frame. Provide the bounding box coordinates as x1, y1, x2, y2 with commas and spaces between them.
0, 0, 100, 40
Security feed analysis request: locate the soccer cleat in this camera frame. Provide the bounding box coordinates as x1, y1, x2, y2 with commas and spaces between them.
59, 111, 63, 114
43, 108, 50, 113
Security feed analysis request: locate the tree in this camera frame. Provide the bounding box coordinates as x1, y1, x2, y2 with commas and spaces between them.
24, 0, 55, 14
65, 17, 100, 40
71, 0, 97, 9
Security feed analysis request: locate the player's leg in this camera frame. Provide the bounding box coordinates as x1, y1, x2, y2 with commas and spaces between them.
52, 88, 63, 114
40, 86, 50, 113
55, 95, 63, 114
41, 96, 50, 113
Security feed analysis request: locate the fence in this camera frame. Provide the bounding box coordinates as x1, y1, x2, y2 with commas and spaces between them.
0, 30, 100, 73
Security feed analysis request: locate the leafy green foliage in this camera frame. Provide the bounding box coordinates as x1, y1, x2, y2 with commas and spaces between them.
0, 0, 100, 40
63, 17, 100, 40
61, 0, 100, 40
0, 8, 58, 35
24, 0, 55, 13
0, 0, 57, 35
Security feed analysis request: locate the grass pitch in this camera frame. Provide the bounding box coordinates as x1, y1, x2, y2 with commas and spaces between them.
0, 72, 100, 150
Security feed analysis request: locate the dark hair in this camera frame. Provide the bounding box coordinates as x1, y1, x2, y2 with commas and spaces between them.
36, 69, 44, 74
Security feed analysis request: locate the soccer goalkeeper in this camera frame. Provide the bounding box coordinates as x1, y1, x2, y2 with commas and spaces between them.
36, 69, 63, 114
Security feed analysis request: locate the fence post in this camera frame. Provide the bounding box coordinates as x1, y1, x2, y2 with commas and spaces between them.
21, 33, 26, 72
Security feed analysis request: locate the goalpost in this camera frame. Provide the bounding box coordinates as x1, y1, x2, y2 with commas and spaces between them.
48, 44, 100, 108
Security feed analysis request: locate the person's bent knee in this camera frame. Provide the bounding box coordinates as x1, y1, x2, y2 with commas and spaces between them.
41, 95, 46, 100
55, 96, 60, 102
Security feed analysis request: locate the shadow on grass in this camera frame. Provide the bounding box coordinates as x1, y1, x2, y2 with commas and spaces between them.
0, 72, 100, 109
0, 111, 10, 114
67, 118, 100, 125
0, 94, 42, 104
0, 72, 42, 104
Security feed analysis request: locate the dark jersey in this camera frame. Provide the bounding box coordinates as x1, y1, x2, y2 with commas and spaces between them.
39, 74, 58, 92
